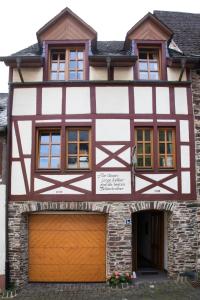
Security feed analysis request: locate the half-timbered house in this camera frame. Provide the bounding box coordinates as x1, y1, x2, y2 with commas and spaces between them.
1, 8, 200, 286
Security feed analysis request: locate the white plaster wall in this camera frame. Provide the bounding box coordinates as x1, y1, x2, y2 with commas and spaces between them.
13, 68, 43, 82
181, 146, 190, 168
96, 148, 109, 164
12, 88, 36, 116
114, 67, 133, 80
156, 87, 170, 114
12, 123, 19, 158
96, 87, 129, 114
175, 88, 188, 114
181, 171, 190, 193
11, 162, 26, 195
180, 120, 189, 142
89, 67, 107, 80
134, 87, 152, 114
167, 67, 187, 81
96, 119, 130, 141
24, 158, 31, 190
0, 185, 6, 274
18, 121, 32, 155
70, 178, 92, 191
66, 87, 91, 114
42, 87, 62, 115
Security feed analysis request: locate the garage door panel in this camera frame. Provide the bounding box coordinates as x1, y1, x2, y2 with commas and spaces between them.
29, 264, 105, 282
29, 215, 105, 231
29, 230, 105, 247
29, 214, 106, 282
29, 247, 105, 265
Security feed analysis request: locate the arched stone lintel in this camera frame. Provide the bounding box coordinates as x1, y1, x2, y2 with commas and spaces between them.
129, 201, 177, 213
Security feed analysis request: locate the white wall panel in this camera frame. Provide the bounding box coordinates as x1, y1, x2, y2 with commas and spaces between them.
42, 87, 62, 115
167, 67, 186, 81
143, 174, 172, 181
96, 119, 130, 141
114, 67, 133, 80
102, 159, 125, 168
181, 171, 191, 193
11, 162, 26, 195
34, 178, 53, 191
0, 185, 6, 274
156, 87, 170, 114
135, 177, 151, 191
180, 120, 189, 142
13, 68, 43, 82
143, 186, 172, 194
175, 88, 188, 114
89, 67, 107, 80
134, 87, 152, 114
42, 174, 81, 182
163, 177, 178, 191
12, 88, 36, 115
96, 87, 129, 114
12, 123, 19, 158
70, 178, 92, 191
18, 121, 32, 155
24, 158, 31, 190
42, 187, 83, 194
96, 171, 131, 194
102, 145, 124, 153
118, 148, 131, 164
96, 148, 109, 164
66, 87, 90, 114
181, 146, 190, 168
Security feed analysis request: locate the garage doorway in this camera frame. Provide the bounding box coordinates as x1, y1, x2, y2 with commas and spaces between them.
132, 210, 164, 272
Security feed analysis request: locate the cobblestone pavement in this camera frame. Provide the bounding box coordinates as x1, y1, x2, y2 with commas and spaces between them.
3, 280, 200, 300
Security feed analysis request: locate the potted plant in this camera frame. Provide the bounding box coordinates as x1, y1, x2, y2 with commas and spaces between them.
107, 272, 133, 288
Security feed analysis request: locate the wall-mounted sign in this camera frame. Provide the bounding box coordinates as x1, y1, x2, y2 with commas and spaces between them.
96, 172, 131, 194
125, 219, 132, 225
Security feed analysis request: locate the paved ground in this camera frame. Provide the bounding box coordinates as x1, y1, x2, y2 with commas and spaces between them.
2, 279, 200, 300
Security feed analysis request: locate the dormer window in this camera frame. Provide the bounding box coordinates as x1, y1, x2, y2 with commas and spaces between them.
138, 48, 160, 80
49, 48, 85, 81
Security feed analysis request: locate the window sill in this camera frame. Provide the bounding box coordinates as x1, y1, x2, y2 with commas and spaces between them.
35, 169, 92, 174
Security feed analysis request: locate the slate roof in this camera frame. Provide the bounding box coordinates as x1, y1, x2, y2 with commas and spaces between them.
154, 11, 200, 57
3, 11, 200, 59
0, 93, 8, 127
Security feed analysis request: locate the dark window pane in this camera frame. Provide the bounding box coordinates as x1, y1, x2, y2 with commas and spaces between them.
40, 134, 50, 144
60, 53, 65, 60
145, 130, 151, 141
137, 143, 143, 154
137, 156, 143, 167
145, 143, 151, 154
80, 130, 89, 141
51, 72, 57, 80
69, 61, 77, 69
145, 156, 151, 167
167, 144, 173, 154
78, 51, 83, 59
58, 72, 65, 80
77, 71, 83, 80
139, 62, 148, 70
167, 130, 172, 141
68, 157, 77, 168
69, 71, 76, 80
39, 157, 48, 168
159, 143, 165, 154
160, 156, 165, 167
68, 143, 77, 154
80, 143, 89, 155
68, 131, 77, 141
52, 53, 58, 60
70, 51, 76, 59
78, 61, 83, 69
51, 157, 60, 168
79, 156, 89, 169
159, 130, 165, 141
51, 133, 60, 144
40, 145, 49, 156
51, 145, 60, 156
140, 72, 148, 80
51, 63, 58, 71
137, 129, 143, 141
139, 52, 147, 59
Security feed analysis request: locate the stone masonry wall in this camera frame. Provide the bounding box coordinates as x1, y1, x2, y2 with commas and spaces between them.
8, 200, 199, 287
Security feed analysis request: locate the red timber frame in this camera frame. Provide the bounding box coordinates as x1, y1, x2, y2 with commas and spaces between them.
8, 80, 196, 202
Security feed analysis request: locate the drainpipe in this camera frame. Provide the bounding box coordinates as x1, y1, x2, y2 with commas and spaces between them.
106, 56, 111, 81
178, 58, 187, 81
16, 58, 24, 83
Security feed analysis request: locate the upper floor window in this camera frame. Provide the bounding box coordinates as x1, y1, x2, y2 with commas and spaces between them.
158, 128, 176, 168
138, 48, 160, 80
135, 128, 153, 169
50, 48, 84, 81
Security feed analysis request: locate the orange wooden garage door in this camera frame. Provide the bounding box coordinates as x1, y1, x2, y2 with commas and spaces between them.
28, 214, 106, 282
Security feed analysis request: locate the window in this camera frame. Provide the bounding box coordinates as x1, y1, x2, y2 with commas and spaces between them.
135, 128, 153, 168
37, 129, 61, 169
66, 128, 91, 169
50, 48, 84, 81
158, 128, 176, 168
138, 48, 160, 80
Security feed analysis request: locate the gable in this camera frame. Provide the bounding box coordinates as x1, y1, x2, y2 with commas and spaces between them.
37, 8, 97, 42
126, 13, 172, 41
